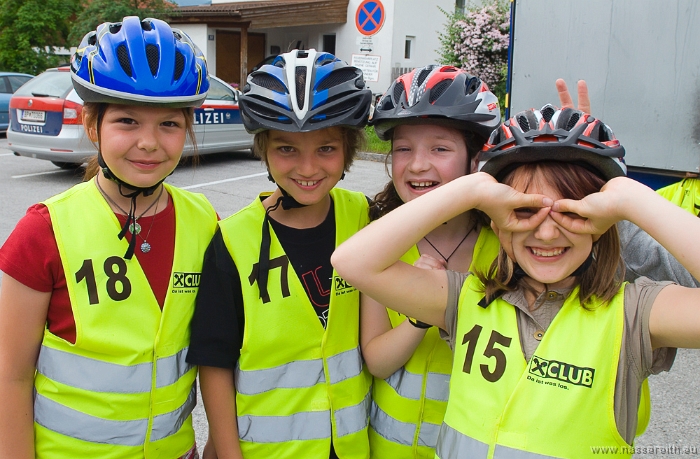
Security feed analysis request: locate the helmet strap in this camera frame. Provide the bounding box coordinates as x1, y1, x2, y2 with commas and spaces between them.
255, 183, 307, 301
98, 152, 167, 259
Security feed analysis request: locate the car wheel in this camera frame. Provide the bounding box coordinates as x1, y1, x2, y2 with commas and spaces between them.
51, 161, 82, 169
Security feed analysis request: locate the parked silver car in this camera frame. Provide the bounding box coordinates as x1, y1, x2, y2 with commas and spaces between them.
0, 71, 34, 133
7, 67, 253, 168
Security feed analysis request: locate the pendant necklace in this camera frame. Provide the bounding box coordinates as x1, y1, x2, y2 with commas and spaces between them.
422, 223, 476, 264
96, 175, 164, 252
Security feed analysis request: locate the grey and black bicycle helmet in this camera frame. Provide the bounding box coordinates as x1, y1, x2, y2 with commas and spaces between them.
239, 48, 372, 133
371, 65, 501, 141
479, 104, 626, 181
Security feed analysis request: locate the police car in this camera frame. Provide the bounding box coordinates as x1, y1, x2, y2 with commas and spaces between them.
7, 67, 253, 168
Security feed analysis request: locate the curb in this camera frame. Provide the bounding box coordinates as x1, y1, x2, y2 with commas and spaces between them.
356, 151, 390, 163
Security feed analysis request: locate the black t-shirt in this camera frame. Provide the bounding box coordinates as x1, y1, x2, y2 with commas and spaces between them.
187, 199, 336, 370
188, 198, 345, 459
268, 202, 336, 327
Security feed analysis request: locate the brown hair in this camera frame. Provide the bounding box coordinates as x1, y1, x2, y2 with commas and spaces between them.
476, 162, 625, 308
252, 126, 366, 173
369, 128, 487, 221
82, 103, 197, 180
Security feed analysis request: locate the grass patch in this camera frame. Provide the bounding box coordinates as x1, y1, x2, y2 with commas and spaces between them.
364, 126, 391, 154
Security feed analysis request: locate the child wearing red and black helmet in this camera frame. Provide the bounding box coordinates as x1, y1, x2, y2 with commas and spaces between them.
334, 104, 699, 457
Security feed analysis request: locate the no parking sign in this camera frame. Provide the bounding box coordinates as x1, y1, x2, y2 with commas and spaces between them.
356, 0, 385, 36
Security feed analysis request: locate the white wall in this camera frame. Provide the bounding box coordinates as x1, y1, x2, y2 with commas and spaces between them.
175, 24, 217, 76
176, 0, 458, 95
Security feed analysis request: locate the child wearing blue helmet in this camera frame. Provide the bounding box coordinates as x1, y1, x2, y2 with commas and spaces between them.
0, 17, 216, 459
187, 49, 372, 459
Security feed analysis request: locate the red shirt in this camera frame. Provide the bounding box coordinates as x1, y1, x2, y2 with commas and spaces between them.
0, 199, 176, 344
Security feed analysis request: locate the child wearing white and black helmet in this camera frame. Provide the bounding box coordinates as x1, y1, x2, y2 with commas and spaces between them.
333, 104, 700, 457
0, 17, 217, 459
186, 49, 372, 459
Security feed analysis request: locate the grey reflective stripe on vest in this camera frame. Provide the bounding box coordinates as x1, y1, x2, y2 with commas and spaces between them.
370, 401, 441, 448
417, 420, 441, 447
370, 401, 415, 446
37, 345, 152, 393
493, 445, 558, 459
34, 393, 148, 446
235, 359, 325, 396
238, 392, 369, 443
385, 367, 450, 402
327, 347, 363, 384
238, 410, 331, 442
35, 384, 196, 445
334, 391, 370, 437
150, 384, 197, 441
435, 424, 558, 459
435, 423, 489, 459
156, 347, 194, 388
235, 347, 364, 395
37, 345, 193, 393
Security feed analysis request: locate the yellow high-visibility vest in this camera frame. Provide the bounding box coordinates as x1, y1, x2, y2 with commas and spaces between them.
437, 277, 633, 459
37, 180, 217, 459
369, 227, 500, 458
219, 188, 371, 459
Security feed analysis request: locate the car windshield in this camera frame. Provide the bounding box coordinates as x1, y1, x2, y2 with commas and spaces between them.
14, 70, 73, 98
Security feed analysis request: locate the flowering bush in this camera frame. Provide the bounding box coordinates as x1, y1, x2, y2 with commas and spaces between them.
439, 0, 510, 107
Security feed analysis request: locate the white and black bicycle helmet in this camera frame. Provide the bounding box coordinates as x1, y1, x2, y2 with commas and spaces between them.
239, 48, 372, 133
371, 65, 501, 141
479, 104, 626, 181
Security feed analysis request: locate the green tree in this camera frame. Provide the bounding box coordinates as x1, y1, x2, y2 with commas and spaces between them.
0, 0, 80, 74
437, 0, 510, 112
68, 0, 177, 45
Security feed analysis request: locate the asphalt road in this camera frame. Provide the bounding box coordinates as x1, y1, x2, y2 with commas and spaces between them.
0, 135, 698, 457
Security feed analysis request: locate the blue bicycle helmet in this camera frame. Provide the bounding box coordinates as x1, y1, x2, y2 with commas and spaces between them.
71, 16, 209, 107
239, 48, 372, 133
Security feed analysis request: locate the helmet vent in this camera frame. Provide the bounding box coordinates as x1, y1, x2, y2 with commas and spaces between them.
251, 74, 287, 93
317, 54, 336, 66
117, 44, 133, 77
565, 112, 580, 131
314, 98, 356, 121
174, 51, 185, 81
146, 44, 160, 76
416, 67, 432, 87
317, 68, 357, 91
517, 114, 530, 132
429, 80, 451, 103
295, 66, 307, 110
541, 105, 556, 122
141, 20, 153, 31
248, 98, 293, 124
109, 23, 122, 34
87, 32, 97, 46
465, 76, 480, 95
392, 81, 405, 104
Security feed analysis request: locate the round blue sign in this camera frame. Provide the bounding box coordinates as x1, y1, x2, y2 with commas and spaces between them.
356, 0, 385, 36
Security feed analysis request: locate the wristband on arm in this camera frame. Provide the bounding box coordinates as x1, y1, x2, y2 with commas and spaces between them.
406, 315, 432, 329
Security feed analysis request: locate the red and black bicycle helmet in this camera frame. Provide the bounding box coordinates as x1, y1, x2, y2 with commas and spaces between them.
479, 104, 626, 181
370, 65, 501, 141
